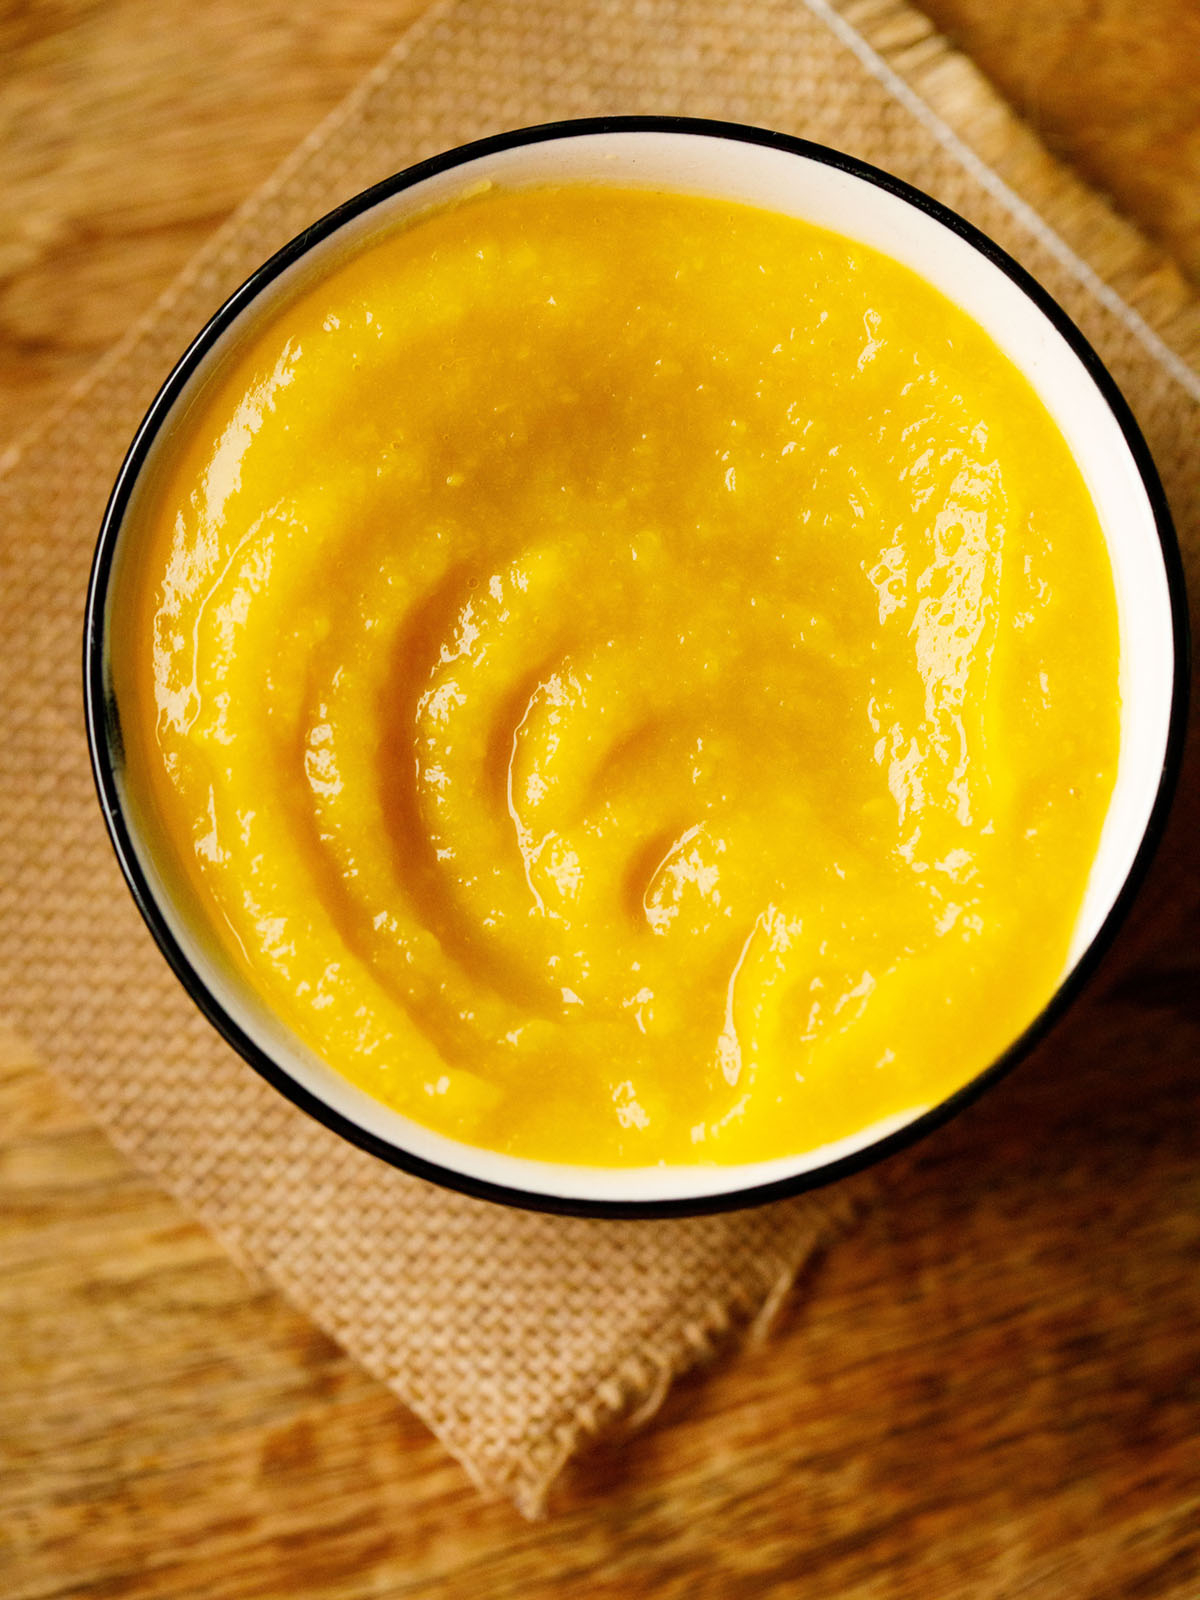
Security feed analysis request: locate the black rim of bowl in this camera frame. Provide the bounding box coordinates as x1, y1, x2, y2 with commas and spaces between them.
83, 114, 1192, 1219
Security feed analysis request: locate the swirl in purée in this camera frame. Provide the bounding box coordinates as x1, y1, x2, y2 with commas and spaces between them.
121, 185, 1119, 1166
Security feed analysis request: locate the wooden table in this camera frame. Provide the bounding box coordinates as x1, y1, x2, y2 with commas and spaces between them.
2, 4, 1198, 1595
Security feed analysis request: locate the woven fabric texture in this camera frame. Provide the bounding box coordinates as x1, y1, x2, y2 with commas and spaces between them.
1, 0, 1196, 1516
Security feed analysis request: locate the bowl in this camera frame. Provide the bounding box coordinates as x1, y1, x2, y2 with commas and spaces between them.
84, 116, 1189, 1217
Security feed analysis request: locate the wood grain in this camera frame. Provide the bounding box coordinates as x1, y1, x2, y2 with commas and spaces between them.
912, 0, 1200, 285
0, 0, 425, 432
2, 3, 1199, 1596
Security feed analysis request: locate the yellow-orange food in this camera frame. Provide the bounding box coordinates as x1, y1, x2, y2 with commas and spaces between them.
115, 184, 1120, 1166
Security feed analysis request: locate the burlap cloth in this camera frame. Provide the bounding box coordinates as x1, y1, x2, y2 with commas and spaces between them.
2, 0, 1197, 1519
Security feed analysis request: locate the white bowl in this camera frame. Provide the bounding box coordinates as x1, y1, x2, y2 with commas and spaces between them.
85, 117, 1189, 1216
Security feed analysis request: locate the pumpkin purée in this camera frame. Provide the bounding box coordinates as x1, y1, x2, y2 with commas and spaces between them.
114, 184, 1120, 1167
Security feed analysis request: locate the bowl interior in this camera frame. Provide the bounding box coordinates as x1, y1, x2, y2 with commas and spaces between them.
97, 125, 1179, 1209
